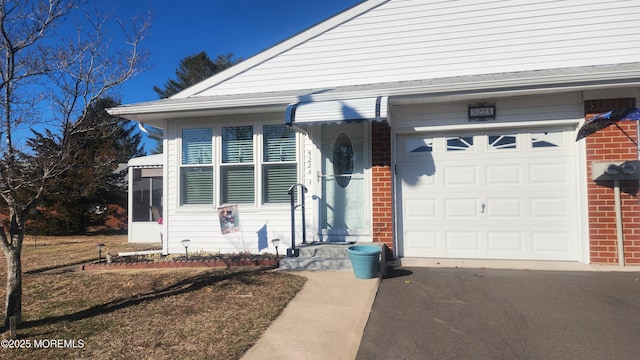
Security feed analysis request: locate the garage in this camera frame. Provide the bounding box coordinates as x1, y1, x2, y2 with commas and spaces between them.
396, 125, 580, 260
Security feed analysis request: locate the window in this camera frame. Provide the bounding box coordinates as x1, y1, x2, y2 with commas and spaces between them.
221, 126, 254, 203
404, 137, 433, 154
531, 131, 563, 148
333, 132, 354, 188
179, 124, 298, 207
263, 125, 297, 203
446, 136, 474, 152
181, 128, 213, 205
488, 134, 517, 150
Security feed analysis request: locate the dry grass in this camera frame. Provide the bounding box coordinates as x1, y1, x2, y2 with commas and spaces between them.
0, 235, 306, 359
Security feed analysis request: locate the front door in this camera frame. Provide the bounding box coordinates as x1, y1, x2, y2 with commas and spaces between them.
320, 123, 369, 242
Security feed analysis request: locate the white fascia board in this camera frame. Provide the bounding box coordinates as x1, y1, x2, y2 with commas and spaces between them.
170, 0, 388, 99
108, 63, 640, 124
127, 153, 164, 167
107, 99, 290, 125
388, 66, 640, 104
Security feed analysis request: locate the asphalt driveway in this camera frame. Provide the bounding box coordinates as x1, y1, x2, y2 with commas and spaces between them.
357, 267, 640, 360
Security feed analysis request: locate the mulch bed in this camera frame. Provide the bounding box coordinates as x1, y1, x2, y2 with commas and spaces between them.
82, 254, 280, 270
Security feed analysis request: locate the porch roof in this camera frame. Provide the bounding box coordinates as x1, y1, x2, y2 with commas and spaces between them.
127, 154, 163, 168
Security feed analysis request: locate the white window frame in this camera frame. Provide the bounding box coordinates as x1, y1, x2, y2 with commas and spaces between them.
179, 127, 214, 206
220, 125, 256, 205
262, 124, 299, 204
177, 122, 300, 209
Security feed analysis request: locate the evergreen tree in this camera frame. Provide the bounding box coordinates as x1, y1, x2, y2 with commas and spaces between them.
149, 51, 240, 153
153, 52, 240, 98
32, 97, 145, 234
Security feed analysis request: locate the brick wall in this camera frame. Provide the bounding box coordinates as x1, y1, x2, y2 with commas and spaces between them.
584, 98, 640, 264
371, 121, 394, 250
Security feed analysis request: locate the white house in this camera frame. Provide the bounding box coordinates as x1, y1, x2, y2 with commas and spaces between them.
110, 0, 640, 264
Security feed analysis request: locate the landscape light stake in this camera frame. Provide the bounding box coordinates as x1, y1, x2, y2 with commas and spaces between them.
181, 239, 191, 260
96, 243, 105, 263
271, 238, 280, 257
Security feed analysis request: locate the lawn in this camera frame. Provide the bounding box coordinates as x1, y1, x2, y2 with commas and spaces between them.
0, 235, 306, 359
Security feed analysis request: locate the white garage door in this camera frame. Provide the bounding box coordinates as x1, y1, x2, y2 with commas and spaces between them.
396, 127, 579, 260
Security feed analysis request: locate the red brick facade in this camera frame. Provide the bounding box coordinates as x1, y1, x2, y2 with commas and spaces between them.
584, 98, 640, 264
371, 121, 393, 250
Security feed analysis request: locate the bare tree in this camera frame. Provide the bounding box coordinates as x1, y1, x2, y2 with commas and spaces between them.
0, 0, 150, 329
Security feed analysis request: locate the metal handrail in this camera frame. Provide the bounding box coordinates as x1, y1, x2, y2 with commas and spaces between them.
286, 183, 308, 257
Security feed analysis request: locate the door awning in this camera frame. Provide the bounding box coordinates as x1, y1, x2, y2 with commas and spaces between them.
285, 96, 388, 126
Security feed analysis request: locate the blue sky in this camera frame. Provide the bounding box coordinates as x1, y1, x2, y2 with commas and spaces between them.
95, 1, 364, 153
110, 1, 364, 106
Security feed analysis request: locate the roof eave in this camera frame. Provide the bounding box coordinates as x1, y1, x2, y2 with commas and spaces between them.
108, 64, 640, 124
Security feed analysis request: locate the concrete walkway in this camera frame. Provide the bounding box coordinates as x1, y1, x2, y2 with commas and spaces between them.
241, 270, 380, 360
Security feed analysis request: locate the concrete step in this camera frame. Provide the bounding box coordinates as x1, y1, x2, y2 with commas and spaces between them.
279, 257, 353, 271
297, 243, 354, 258
278, 242, 389, 272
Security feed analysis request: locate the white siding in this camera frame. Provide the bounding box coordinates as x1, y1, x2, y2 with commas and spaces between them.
392, 92, 584, 131
164, 113, 316, 254
195, 0, 640, 97
166, 209, 299, 254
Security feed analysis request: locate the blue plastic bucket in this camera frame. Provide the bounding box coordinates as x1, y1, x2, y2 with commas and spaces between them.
347, 245, 381, 279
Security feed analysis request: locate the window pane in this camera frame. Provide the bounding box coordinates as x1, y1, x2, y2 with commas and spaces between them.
222, 126, 253, 163
181, 167, 213, 205
151, 177, 163, 218
132, 172, 152, 221
264, 125, 296, 162
488, 134, 517, 150
531, 131, 563, 148
182, 128, 212, 164
222, 166, 254, 203
446, 136, 474, 151
405, 137, 433, 154
264, 164, 297, 203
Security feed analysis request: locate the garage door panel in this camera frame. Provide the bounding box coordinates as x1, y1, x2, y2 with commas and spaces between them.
529, 163, 572, 185
445, 198, 480, 218
400, 165, 436, 186
532, 231, 571, 252
446, 232, 480, 251
486, 164, 521, 185
530, 197, 571, 219
486, 198, 522, 218
487, 231, 525, 252
398, 128, 579, 261
443, 165, 479, 186
404, 198, 437, 218
405, 230, 438, 254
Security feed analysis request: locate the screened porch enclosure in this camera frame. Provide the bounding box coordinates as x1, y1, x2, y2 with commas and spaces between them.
128, 154, 164, 243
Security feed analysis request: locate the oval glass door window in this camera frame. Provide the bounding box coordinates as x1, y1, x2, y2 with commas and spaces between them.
333, 133, 354, 188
